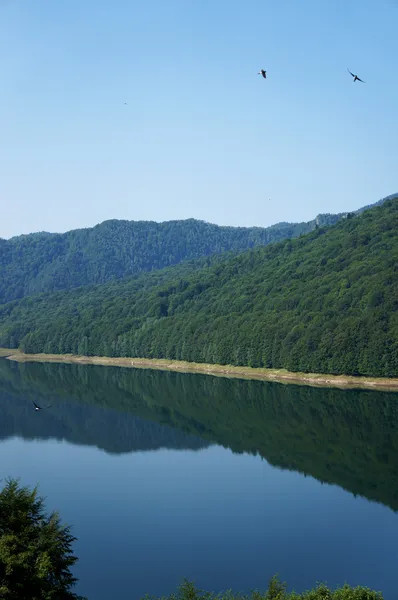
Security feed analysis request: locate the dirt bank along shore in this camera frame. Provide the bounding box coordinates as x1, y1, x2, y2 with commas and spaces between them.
1, 349, 398, 392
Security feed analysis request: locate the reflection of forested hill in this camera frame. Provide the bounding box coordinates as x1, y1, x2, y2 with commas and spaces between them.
1, 358, 398, 511
0, 370, 209, 455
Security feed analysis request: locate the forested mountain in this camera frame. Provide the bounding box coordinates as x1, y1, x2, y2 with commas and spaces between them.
0, 195, 391, 304
2, 359, 398, 512
0, 198, 397, 377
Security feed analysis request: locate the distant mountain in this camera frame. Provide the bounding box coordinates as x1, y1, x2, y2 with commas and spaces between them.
7, 231, 56, 241
0, 197, 397, 377
357, 193, 398, 213
0, 194, 394, 305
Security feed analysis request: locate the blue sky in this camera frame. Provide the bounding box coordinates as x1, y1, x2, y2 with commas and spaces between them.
0, 0, 397, 238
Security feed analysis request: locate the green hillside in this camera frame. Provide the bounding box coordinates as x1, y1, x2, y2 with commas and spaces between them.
0, 208, 370, 304
0, 199, 397, 377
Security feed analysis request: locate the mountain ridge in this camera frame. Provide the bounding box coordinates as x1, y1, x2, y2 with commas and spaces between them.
1, 197, 397, 377
1, 194, 395, 305
4, 193, 395, 241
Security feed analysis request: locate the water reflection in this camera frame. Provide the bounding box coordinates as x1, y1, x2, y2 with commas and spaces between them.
1, 358, 398, 511
1, 358, 398, 599
0, 382, 209, 454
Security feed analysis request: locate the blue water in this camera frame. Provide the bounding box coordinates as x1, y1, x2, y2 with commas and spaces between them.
0, 359, 397, 599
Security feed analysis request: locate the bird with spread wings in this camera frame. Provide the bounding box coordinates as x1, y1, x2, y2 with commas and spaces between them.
347, 68, 365, 83
32, 401, 52, 411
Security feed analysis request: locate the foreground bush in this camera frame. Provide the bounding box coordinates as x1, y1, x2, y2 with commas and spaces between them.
142, 578, 383, 600
0, 478, 86, 600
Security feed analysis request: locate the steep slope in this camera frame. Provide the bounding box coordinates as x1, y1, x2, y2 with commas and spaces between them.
0, 199, 397, 377
0, 218, 325, 304
1, 194, 393, 304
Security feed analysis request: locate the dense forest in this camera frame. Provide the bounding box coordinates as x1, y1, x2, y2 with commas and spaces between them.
1, 198, 397, 377
0, 196, 390, 305
2, 359, 398, 512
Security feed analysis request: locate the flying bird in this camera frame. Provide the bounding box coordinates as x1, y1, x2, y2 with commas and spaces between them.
32, 401, 52, 411
347, 69, 365, 83
258, 69, 267, 79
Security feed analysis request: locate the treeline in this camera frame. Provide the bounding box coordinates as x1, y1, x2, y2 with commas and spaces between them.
1, 199, 397, 377
2, 359, 398, 511
142, 578, 383, 600
0, 212, 346, 305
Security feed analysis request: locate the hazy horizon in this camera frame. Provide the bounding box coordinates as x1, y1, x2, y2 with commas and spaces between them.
1, 0, 397, 238
1, 190, 397, 240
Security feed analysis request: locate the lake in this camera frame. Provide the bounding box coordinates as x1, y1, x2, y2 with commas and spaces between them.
0, 358, 397, 600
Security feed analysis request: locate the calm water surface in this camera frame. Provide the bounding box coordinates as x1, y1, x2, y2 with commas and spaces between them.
0, 358, 397, 599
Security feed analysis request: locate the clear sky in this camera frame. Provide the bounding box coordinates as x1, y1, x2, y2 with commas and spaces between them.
0, 0, 397, 238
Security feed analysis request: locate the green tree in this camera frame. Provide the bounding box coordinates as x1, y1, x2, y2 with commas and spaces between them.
141, 577, 383, 600
0, 478, 86, 600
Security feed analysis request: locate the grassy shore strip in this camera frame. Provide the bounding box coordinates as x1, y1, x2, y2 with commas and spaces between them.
1, 348, 398, 391
0, 348, 16, 357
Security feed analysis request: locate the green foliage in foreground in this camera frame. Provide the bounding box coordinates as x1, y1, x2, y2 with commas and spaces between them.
0, 199, 398, 377
143, 577, 383, 600
0, 479, 86, 600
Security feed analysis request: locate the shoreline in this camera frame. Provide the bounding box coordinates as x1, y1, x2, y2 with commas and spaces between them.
1, 348, 398, 391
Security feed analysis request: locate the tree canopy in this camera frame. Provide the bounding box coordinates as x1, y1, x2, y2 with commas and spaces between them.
142, 576, 383, 600
0, 479, 86, 600
0, 205, 372, 305
0, 199, 397, 377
